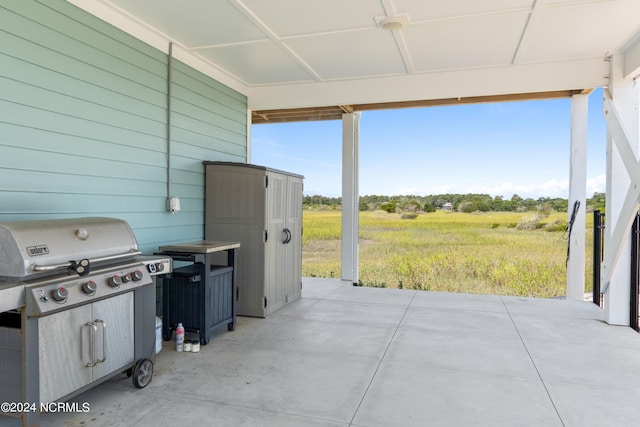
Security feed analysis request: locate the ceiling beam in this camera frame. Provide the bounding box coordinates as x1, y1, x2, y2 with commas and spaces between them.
252, 89, 593, 124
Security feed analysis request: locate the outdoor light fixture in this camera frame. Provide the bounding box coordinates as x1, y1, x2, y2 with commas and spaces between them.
377, 15, 408, 31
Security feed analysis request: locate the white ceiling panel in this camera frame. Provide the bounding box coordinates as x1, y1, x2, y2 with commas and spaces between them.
520, 0, 640, 63
81, 0, 640, 108
198, 41, 315, 85
392, 0, 534, 21
241, 0, 385, 37
106, 0, 267, 47
285, 29, 406, 80
406, 12, 530, 71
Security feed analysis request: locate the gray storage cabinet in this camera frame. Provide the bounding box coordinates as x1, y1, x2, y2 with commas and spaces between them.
204, 162, 304, 317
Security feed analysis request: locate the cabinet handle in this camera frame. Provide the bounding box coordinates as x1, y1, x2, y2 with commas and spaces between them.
282, 228, 292, 244
94, 319, 107, 364
84, 322, 98, 367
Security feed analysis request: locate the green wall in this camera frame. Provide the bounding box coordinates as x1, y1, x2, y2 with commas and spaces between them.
0, 1, 248, 253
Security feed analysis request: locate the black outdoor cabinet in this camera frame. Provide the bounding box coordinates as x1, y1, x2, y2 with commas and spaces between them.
162, 264, 234, 345
157, 241, 239, 345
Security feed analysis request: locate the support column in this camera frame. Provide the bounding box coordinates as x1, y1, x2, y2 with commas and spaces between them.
566, 94, 588, 300
341, 112, 361, 284
601, 54, 640, 325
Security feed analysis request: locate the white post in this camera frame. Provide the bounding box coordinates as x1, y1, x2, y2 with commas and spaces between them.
566, 94, 588, 300
601, 54, 640, 325
342, 112, 361, 284
604, 133, 632, 325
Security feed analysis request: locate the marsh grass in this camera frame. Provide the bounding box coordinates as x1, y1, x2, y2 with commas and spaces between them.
302, 210, 593, 297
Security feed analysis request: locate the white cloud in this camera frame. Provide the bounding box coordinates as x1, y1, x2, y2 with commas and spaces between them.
322, 175, 607, 199
421, 180, 569, 199
412, 176, 606, 199
587, 174, 606, 196
393, 187, 421, 195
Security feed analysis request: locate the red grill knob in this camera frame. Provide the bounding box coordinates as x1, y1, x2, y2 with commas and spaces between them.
132, 270, 144, 282
122, 273, 132, 283
108, 275, 122, 288
51, 287, 68, 302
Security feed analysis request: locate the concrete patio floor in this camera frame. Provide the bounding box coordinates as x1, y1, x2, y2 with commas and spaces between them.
4, 277, 640, 426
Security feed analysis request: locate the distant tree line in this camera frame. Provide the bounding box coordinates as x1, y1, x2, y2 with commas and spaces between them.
303, 192, 607, 213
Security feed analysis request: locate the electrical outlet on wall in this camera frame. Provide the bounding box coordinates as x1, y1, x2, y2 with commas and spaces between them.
167, 197, 181, 214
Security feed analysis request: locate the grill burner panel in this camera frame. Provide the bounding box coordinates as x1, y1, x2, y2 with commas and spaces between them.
25, 262, 152, 316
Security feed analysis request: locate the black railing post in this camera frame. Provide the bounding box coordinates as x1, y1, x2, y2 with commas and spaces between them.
630, 213, 640, 331
593, 210, 603, 306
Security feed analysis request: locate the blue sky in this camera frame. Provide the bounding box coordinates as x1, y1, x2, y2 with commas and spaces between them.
251, 88, 606, 199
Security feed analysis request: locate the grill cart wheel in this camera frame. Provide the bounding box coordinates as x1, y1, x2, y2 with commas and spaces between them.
132, 359, 153, 388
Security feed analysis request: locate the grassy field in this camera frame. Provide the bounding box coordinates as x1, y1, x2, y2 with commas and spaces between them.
302, 209, 594, 298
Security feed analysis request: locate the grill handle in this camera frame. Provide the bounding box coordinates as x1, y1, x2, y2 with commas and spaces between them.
32, 250, 142, 273
84, 322, 98, 368
95, 319, 107, 364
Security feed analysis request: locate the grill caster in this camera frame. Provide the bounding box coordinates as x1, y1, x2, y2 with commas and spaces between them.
132, 359, 154, 389
227, 322, 235, 332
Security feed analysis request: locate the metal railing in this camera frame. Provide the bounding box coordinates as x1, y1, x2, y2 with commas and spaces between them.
594, 210, 640, 331
631, 214, 640, 331
593, 210, 604, 307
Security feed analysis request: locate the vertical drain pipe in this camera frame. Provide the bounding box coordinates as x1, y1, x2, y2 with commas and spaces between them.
166, 42, 180, 213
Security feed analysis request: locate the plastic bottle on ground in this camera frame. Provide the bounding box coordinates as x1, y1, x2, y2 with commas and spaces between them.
176, 323, 185, 352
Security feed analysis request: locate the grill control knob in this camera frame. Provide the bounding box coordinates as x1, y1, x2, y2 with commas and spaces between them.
81, 280, 97, 295
122, 273, 132, 283
132, 270, 144, 282
51, 287, 68, 302
155, 262, 165, 272
108, 275, 122, 288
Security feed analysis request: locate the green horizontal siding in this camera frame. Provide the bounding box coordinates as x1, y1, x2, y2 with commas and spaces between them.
0, 170, 167, 196
0, 101, 167, 151
1, 123, 167, 164
0, 0, 248, 252
0, 147, 167, 183
1, 2, 167, 85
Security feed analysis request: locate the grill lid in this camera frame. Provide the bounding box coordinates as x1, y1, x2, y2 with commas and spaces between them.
0, 217, 139, 280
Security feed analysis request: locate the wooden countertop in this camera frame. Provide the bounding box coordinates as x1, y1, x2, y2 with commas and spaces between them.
158, 240, 240, 254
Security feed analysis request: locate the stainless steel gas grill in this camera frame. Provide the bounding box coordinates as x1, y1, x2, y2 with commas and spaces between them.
0, 217, 171, 426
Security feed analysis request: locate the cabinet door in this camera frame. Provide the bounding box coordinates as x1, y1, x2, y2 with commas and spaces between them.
205, 164, 267, 317
93, 292, 134, 380
284, 175, 303, 303
38, 293, 134, 403
266, 171, 287, 314
39, 305, 93, 403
